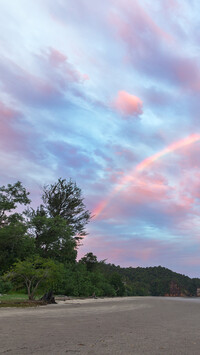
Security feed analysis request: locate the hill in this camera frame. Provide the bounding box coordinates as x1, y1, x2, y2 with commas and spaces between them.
97, 262, 200, 297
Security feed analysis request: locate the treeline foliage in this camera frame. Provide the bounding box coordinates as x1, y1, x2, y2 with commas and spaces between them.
0, 180, 200, 299
97, 263, 200, 297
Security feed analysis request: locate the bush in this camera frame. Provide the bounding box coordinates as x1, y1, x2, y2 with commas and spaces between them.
0, 278, 13, 293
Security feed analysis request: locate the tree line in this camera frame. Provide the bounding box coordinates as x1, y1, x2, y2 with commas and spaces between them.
0, 179, 199, 299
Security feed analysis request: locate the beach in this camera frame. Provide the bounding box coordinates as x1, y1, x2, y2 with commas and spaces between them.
1, 297, 200, 354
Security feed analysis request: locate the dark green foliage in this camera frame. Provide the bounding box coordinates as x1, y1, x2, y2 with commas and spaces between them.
88, 269, 116, 297
109, 272, 125, 296
4, 256, 64, 300
49, 262, 116, 297
42, 178, 91, 239
26, 178, 92, 264
28, 207, 76, 263
0, 182, 34, 274
0, 223, 35, 274
53, 263, 93, 297
0, 181, 30, 226
0, 278, 13, 293
79, 252, 98, 272
72, 263, 94, 296
98, 264, 199, 297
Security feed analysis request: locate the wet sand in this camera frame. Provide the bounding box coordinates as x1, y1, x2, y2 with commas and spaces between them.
1, 296, 200, 354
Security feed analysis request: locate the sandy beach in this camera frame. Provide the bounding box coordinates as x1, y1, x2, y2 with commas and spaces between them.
1, 296, 200, 354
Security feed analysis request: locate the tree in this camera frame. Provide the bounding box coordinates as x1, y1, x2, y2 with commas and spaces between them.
0, 181, 30, 226
42, 178, 91, 240
4, 256, 62, 300
0, 222, 35, 274
109, 272, 125, 296
0, 182, 33, 273
27, 178, 92, 263
28, 206, 76, 263
79, 252, 98, 272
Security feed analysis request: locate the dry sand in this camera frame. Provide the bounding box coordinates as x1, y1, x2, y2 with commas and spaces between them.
1, 296, 200, 354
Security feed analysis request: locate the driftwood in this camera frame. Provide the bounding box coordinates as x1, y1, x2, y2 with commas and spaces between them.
40, 290, 56, 304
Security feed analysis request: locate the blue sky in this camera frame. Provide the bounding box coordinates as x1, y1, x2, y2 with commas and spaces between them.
1, 0, 200, 276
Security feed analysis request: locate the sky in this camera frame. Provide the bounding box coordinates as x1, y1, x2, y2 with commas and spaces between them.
1, 0, 200, 277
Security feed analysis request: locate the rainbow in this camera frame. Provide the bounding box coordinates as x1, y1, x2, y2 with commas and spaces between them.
93, 133, 200, 219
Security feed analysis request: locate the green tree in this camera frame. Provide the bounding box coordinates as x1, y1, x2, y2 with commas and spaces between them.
0, 181, 30, 226
73, 263, 93, 296
79, 252, 98, 272
109, 272, 125, 296
0, 222, 35, 274
42, 178, 91, 240
0, 182, 33, 273
27, 179, 91, 264
28, 206, 76, 263
4, 256, 62, 300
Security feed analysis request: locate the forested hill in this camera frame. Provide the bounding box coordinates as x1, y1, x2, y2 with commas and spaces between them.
97, 262, 200, 297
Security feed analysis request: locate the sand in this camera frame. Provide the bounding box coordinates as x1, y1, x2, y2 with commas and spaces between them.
0, 296, 200, 354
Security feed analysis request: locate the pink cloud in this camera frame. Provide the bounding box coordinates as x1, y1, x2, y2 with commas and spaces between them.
112, 91, 143, 117
0, 102, 23, 150
108, 1, 200, 92
109, 0, 173, 47
38, 48, 82, 85
95, 169, 195, 226
0, 57, 62, 107
112, 144, 136, 163
181, 256, 200, 266
43, 47, 90, 82
0, 101, 39, 160
92, 171, 172, 223
0, 102, 19, 119
37, 47, 90, 91
78, 232, 200, 276
78, 234, 178, 267
0, 49, 90, 109
48, 47, 68, 66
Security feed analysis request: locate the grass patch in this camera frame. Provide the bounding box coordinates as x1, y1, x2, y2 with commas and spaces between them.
0, 293, 46, 307
0, 300, 47, 308
0, 293, 28, 301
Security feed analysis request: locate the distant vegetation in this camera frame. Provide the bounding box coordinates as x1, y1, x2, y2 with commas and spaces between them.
0, 179, 200, 299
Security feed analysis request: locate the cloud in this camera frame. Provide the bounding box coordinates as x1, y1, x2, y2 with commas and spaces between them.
78, 232, 200, 276
0, 101, 28, 152
37, 47, 88, 85
91, 137, 200, 236
109, 0, 173, 44
47, 47, 68, 67
44, 139, 102, 182
144, 86, 175, 108
112, 91, 143, 117
0, 48, 90, 110
0, 57, 62, 108
109, 0, 200, 93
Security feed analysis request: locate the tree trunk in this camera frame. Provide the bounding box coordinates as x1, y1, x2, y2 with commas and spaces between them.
40, 290, 56, 304
27, 283, 34, 300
